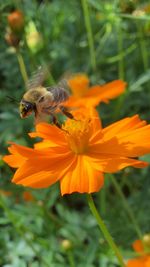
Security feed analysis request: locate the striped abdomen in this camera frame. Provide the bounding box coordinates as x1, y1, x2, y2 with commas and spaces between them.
50, 87, 69, 104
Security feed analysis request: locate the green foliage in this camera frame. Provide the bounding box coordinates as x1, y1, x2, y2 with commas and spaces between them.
0, 0, 150, 266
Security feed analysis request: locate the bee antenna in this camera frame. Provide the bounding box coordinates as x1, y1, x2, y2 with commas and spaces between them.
6, 96, 19, 103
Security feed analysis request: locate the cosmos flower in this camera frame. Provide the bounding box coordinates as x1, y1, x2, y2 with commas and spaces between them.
127, 237, 150, 267
3, 109, 150, 195
66, 74, 126, 108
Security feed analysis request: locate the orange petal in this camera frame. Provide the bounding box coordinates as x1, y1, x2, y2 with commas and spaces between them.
89, 107, 102, 132
86, 152, 148, 173
60, 155, 104, 195
14, 171, 60, 188
7, 143, 41, 158
90, 132, 150, 158
145, 257, 150, 267
68, 73, 89, 97
106, 158, 149, 171
3, 143, 28, 168
65, 95, 101, 108
34, 140, 56, 149
127, 258, 146, 267
12, 150, 73, 183
66, 80, 126, 108
4, 143, 70, 169
12, 151, 76, 190
118, 125, 150, 156
102, 115, 147, 140
29, 122, 66, 147
3, 154, 25, 168
93, 115, 150, 158
86, 80, 126, 101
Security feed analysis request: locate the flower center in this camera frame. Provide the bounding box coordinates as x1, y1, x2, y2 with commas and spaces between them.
63, 119, 91, 154
68, 74, 89, 98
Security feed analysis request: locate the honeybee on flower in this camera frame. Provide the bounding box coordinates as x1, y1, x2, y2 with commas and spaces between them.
19, 67, 127, 126
20, 67, 74, 126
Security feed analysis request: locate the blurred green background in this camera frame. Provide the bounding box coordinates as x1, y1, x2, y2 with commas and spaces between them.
0, 0, 150, 266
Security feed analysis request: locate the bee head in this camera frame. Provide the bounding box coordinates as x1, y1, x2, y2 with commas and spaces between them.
19, 100, 36, 118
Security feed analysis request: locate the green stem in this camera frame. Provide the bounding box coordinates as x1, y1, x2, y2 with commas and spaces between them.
99, 188, 106, 215
81, 0, 96, 71
87, 194, 125, 267
117, 23, 124, 80
108, 174, 143, 240
16, 50, 28, 86
67, 250, 75, 267
112, 22, 126, 121
136, 22, 149, 71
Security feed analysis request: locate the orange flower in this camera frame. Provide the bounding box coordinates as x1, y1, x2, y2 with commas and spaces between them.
3, 110, 150, 195
66, 74, 126, 108
127, 237, 150, 267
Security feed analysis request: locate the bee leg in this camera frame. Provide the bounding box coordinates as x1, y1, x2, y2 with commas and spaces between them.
51, 114, 61, 129
59, 106, 74, 119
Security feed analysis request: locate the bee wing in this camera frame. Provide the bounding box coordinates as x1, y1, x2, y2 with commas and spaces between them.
57, 71, 73, 94
47, 86, 69, 103
27, 66, 48, 90
57, 79, 70, 92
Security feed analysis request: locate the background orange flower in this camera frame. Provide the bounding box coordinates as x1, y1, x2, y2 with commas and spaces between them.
127, 256, 150, 267
127, 236, 150, 267
66, 74, 126, 108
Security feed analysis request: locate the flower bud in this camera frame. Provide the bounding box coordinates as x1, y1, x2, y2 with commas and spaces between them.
25, 21, 43, 53
8, 10, 24, 32
61, 239, 72, 251
143, 234, 150, 248
5, 29, 20, 48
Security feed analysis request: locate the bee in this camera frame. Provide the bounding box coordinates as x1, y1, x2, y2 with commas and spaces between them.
19, 67, 74, 127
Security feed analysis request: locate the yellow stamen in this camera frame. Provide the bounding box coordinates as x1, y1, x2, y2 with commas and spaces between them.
68, 74, 89, 98
63, 119, 91, 154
